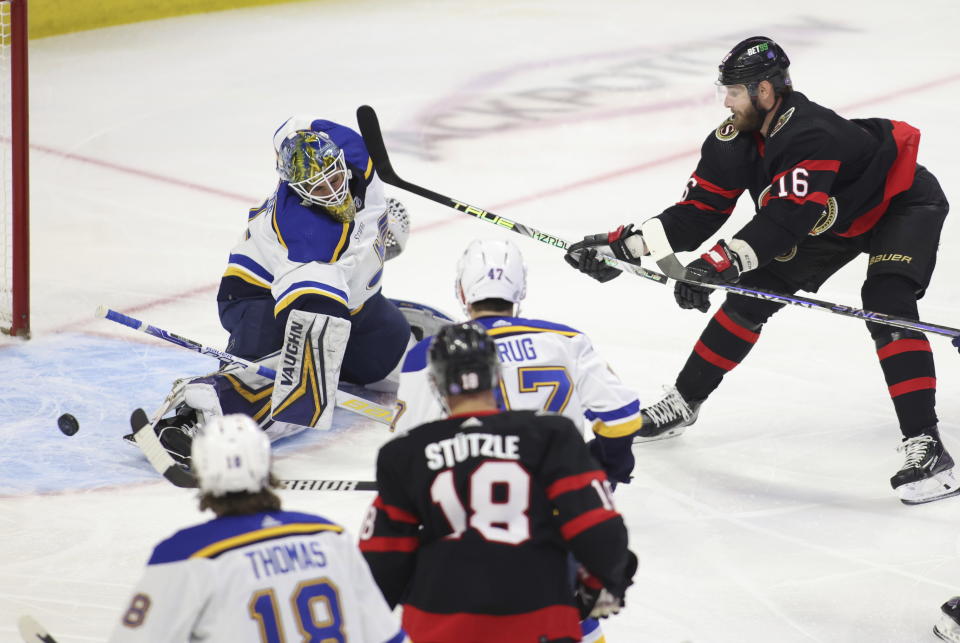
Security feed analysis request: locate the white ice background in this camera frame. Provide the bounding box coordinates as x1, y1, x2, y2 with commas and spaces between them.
3, 1, 960, 641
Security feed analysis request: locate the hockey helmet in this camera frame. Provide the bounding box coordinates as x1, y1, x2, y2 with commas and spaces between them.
717, 36, 791, 95
276, 129, 355, 221
455, 239, 528, 315
428, 322, 501, 398
191, 414, 271, 497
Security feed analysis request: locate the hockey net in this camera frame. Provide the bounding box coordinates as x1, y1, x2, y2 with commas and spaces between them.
0, 0, 28, 338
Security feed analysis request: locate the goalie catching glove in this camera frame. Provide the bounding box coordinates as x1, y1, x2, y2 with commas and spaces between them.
564, 224, 647, 283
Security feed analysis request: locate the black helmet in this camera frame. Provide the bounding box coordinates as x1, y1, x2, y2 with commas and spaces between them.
428, 322, 500, 397
718, 36, 791, 93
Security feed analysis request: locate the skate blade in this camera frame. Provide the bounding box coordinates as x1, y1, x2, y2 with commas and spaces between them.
633, 426, 687, 444
934, 613, 960, 642
898, 467, 960, 505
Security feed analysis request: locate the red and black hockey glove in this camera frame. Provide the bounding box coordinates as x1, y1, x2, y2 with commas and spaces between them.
564, 224, 645, 283
574, 550, 639, 619
674, 239, 743, 313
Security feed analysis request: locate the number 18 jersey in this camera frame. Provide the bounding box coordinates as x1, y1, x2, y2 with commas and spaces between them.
109, 511, 407, 643
360, 410, 633, 643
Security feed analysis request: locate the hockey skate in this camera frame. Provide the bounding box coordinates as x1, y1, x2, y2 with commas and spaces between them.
890, 429, 960, 505
633, 385, 701, 443
124, 407, 200, 466
934, 596, 960, 642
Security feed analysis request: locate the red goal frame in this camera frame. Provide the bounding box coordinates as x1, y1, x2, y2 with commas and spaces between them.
4, 0, 28, 338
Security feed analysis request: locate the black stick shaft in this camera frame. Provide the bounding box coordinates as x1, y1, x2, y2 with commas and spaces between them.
355, 105, 960, 340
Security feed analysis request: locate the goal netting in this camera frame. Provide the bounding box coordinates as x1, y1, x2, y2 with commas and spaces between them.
0, 0, 28, 338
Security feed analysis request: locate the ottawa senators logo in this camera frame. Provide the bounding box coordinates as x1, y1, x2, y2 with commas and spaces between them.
768, 107, 795, 138
757, 184, 772, 209
715, 116, 739, 142
810, 197, 838, 235
775, 246, 797, 262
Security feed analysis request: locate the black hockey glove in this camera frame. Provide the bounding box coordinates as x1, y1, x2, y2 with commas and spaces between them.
674, 239, 743, 313
954, 335, 960, 353
564, 224, 645, 283
574, 551, 639, 620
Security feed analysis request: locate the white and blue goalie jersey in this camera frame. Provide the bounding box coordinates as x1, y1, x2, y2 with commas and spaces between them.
108, 510, 407, 643
393, 316, 642, 481
219, 120, 390, 318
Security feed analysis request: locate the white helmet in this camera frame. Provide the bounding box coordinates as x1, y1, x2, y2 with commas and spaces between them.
191, 414, 271, 496
455, 239, 527, 316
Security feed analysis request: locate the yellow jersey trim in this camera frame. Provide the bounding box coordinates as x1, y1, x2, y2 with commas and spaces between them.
592, 417, 643, 438
486, 325, 579, 338
330, 223, 350, 263
190, 523, 343, 559
274, 288, 348, 316
223, 266, 271, 290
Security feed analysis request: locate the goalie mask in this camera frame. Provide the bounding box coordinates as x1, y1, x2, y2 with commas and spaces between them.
277, 130, 356, 222
191, 414, 271, 497
455, 239, 528, 316
428, 322, 500, 402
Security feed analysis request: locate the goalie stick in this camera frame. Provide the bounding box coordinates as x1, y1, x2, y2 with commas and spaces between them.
130, 408, 376, 490
357, 105, 960, 341
96, 306, 395, 425
18, 615, 57, 643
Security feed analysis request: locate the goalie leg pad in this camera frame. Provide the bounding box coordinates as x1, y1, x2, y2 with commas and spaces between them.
271, 310, 350, 431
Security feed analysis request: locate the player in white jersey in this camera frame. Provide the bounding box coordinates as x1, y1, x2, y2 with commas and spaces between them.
133, 117, 420, 465
391, 240, 640, 643
394, 239, 642, 484
110, 414, 408, 643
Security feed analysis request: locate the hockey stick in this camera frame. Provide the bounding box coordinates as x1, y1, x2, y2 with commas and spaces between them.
637, 219, 960, 339
279, 479, 377, 491
130, 408, 376, 490
18, 615, 57, 643
355, 105, 668, 286
358, 106, 960, 340
96, 306, 395, 425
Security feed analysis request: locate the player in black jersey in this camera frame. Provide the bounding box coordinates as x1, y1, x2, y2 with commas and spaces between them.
359, 322, 636, 643
564, 36, 956, 505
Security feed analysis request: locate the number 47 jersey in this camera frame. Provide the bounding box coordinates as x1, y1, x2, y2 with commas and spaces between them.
360, 410, 634, 643
393, 316, 642, 441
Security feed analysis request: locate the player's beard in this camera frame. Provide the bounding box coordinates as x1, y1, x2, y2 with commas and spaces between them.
731, 103, 762, 132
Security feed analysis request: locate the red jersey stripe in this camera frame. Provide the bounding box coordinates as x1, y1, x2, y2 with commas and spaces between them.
837, 121, 921, 238
714, 308, 761, 344
545, 470, 606, 500
560, 507, 620, 540
771, 160, 841, 184
402, 604, 581, 643
877, 338, 932, 360
692, 173, 742, 198
374, 496, 420, 525
888, 377, 936, 398
359, 536, 420, 553
766, 191, 830, 207
676, 199, 735, 215
694, 340, 739, 371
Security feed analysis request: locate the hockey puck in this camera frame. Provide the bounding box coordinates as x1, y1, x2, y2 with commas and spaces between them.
57, 413, 79, 436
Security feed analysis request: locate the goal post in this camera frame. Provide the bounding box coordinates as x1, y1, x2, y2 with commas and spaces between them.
1, 0, 28, 338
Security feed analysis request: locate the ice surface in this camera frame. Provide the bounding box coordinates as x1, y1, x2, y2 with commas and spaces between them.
3, 0, 960, 640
